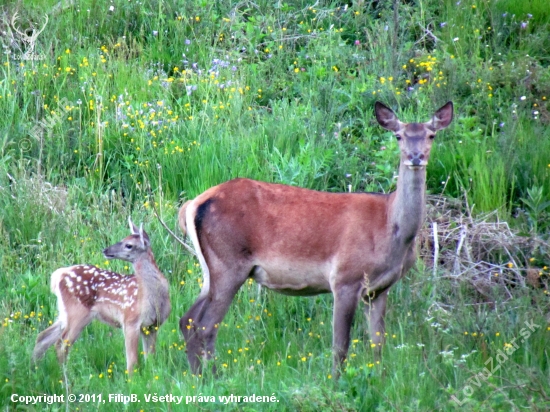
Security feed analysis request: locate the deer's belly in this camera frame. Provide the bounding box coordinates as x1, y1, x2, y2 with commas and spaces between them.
251, 262, 332, 296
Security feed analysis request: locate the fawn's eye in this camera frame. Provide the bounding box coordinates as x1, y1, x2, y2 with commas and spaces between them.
125, 244, 133, 250
395, 134, 402, 141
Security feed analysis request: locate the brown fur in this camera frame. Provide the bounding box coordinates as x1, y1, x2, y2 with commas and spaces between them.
179, 102, 453, 376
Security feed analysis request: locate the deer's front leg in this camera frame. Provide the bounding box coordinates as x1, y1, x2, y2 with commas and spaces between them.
141, 328, 157, 358
124, 324, 141, 375
332, 284, 360, 378
364, 288, 389, 359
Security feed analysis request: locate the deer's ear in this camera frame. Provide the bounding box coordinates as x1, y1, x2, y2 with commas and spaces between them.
128, 217, 139, 235
139, 223, 150, 248
375, 102, 401, 132
429, 101, 453, 131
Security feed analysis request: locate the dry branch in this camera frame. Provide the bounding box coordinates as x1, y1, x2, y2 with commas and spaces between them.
419, 195, 550, 301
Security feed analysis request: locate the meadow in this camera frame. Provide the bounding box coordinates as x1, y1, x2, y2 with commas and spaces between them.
1, 0, 549, 410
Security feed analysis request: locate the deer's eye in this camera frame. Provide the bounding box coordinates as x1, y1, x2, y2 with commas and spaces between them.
395, 134, 402, 141
428, 134, 435, 140
125, 244, 133, 250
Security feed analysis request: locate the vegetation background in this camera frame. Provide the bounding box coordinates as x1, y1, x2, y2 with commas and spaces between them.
1, 0, 549, 410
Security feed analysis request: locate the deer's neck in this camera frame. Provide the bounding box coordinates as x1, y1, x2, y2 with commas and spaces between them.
132, 252, 164, 284
132, 251, 170, 325
389, 162, 427, 246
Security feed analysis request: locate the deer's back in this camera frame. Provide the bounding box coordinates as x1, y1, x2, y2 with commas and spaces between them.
53, 265, 139, 326
191, 178, 392, 262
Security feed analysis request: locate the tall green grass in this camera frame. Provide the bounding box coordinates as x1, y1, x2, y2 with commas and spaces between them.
1, 0, 550, 410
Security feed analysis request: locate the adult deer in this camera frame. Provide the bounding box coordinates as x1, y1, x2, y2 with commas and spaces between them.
33, 219, 171, 375
178, 102, 453, 375
10, 11, 48, 59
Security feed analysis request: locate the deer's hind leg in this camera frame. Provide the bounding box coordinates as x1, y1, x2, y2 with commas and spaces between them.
55, 304, 93, 363
182, 261, 249, 375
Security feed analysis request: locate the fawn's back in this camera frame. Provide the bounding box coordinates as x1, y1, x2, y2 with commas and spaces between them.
52, 265, 143, 328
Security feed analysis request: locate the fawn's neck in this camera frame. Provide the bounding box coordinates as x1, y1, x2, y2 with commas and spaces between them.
132, 251, 163, 282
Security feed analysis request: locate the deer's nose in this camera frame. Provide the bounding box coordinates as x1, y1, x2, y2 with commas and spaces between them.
408, 152, 425, 165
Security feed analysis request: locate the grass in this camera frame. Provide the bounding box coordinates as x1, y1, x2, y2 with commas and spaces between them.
1, 0, 550, 410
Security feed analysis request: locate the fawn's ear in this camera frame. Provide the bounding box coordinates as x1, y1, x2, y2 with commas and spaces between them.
139, 223, 151, 248
375, 101, 402, 132
128, 217, 140, 235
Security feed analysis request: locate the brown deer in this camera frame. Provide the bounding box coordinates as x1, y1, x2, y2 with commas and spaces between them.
33, 219, 171, 375
178, 102, 453, 375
